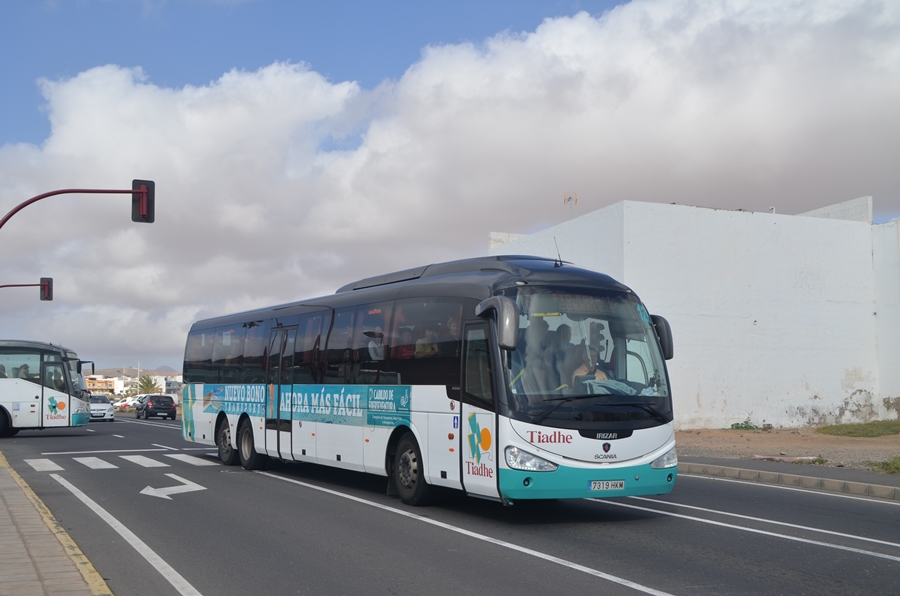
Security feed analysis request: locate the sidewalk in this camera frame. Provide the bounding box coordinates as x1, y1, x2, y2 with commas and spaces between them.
0, 451, 110, 596
679, 456, 900, 501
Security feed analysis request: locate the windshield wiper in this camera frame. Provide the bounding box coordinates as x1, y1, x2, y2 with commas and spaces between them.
531, 395, 598, 424
532, 399, 670, 425
602, 402, 670, 424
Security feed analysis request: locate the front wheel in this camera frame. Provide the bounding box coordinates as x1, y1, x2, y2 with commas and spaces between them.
238, 420, 269, 470
393, 432, 431, 506
217, 419, 240, 466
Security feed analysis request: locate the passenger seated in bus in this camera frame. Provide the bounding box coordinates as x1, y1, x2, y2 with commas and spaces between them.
414, 323, 440, 358
394, 328, 415, 359
365, 327, 385, 361
438, 315, 461, 357
17, 363, 32, 380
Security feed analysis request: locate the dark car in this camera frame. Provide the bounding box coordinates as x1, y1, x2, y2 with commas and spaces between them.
135, 394, 177, 420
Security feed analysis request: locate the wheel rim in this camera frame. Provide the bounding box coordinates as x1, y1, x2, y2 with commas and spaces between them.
240, 427, 252, 460
219, 425, 232, 457
398, 448, 418, 490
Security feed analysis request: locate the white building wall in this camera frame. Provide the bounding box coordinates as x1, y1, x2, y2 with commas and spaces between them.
873, 220, 900, 415
491, 199, 890, 429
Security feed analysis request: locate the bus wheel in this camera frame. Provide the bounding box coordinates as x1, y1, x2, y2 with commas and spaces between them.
217, 419, 239, 466
0, 411, 12, 438
238, 420, 268, 470
393, 433, 431, 506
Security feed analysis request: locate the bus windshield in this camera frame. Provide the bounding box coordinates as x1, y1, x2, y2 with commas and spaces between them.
502, 286, 671, 425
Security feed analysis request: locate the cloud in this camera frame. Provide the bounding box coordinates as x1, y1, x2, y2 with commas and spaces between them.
2, 0, 899, 368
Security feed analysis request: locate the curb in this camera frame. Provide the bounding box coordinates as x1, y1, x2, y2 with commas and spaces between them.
0, 450, 113, 596
678, 462, 900, 502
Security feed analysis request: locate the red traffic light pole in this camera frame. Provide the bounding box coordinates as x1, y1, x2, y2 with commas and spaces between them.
0, 179, 155, 230
0, 278, 53, 301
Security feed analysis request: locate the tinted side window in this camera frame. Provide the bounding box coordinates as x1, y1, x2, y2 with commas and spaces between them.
353, 302, 395, 384
242, 320, 272, 383
291, 312, 326, 384
184, 329, 215, 384
211, 326, 245, 384
463, 325, 494, 409
324, 307, 356, 384
387, 297, 474, 386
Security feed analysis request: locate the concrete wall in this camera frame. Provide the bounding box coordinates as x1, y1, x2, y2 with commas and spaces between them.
490, 199, 896, 429
873, 220, 900, 416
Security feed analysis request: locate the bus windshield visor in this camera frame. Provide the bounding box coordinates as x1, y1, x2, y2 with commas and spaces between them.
503, 287, 672, 424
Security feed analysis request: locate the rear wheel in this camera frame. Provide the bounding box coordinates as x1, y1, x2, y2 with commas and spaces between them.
238, 420, 269, 470
217, 419, 239, 466
0, 411, 13, 438
393, 432, 431, 506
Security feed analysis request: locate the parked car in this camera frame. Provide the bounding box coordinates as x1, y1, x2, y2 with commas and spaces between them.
89, 394, 115, 422
135, 394, 176, 420
117, 394, 143, 411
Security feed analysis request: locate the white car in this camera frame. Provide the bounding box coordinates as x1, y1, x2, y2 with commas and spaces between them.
89, 394, 115, 422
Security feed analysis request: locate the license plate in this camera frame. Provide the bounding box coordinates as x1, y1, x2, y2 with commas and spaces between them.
589, 480, 625, 491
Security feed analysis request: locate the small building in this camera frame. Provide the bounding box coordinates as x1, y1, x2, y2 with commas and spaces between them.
490, 196, 900, 429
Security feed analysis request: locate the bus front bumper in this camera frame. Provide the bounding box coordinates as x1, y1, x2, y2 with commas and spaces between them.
499, 462, 677, 502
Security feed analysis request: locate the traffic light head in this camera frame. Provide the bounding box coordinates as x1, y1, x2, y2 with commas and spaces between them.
132, 179, 155, 223
40, 277, 53, 301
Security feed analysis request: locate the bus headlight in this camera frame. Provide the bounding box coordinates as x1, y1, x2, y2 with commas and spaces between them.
650, 446, 678, 469
505, 446, 558, 472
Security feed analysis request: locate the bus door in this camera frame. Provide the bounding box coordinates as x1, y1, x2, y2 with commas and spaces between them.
38, 361, 70, 428
265, 327, 296, 459
459, 322, 500, 500
10, 367, 43, 430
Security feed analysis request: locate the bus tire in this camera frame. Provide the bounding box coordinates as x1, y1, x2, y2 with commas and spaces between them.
393, 432, 431, 506
238, 420, 268, 470
217, 419, 239, 466
0, 410, 12, 438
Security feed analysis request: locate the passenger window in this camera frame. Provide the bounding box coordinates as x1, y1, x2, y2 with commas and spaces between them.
241, 320, 272, 383
291, 312, 326, 384
212, 326, 245, 384
324, 307, 356, 384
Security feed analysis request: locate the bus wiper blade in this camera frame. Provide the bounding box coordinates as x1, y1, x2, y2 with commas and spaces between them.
532, 395, 602, 424
601, 402, 670, 424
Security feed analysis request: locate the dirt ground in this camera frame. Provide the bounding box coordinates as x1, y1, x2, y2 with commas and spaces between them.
675, 427, 900, 470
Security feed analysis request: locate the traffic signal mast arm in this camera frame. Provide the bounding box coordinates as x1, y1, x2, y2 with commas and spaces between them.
0, 180, 155, 230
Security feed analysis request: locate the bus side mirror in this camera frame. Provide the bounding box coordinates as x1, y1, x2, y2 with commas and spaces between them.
475, 296, 518, 351
650, 315, 673, 360
132, 179, 155, 223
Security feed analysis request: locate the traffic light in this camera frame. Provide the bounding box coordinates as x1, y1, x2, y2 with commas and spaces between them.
40, 277, 53, 301
131, 179, 155, 223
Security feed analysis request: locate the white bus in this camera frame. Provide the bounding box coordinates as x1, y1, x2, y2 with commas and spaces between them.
0, 340, 93, 437
181, 256, 677, 505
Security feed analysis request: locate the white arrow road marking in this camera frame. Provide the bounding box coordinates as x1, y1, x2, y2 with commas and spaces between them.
140, 474, 206, 500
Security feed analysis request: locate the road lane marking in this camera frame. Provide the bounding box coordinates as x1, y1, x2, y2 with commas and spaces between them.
24, 459, 65, 472
260, 471, 674, 596
629, 496, 900, 550
73, 457, 118, 470
113, 434, 124, 438
118, 419, 182, 429
120, 455, 170, 468
163, 454, 219, 466
140, 474, 206, 499
43, 448, 168, 455
51, 474, 202, 596
594, 499, 900, 563
682, 474, 900, 507
152, 444, 180, 450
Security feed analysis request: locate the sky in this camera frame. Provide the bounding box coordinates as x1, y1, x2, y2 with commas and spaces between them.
1, 0, 899, 371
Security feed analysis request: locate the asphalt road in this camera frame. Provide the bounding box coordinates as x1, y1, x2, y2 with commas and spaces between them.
2, 419, 898, 595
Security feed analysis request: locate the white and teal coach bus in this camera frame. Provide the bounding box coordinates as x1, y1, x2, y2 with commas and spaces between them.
0, 340, 93, 437
181, 256, 677, 505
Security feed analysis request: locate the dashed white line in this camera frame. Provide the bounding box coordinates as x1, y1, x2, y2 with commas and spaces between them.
120, 455, 170, 468
24, 459, 64, 472
73, 457, 118, 470
163, 454, 219, 467
152, 444, 180, 451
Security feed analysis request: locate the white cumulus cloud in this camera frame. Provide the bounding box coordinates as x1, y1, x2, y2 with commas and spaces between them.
1, 0, 898, 368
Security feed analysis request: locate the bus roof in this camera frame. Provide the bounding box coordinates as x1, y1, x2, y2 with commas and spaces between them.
0, 340, 75, 353
190, 255, 631, 330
